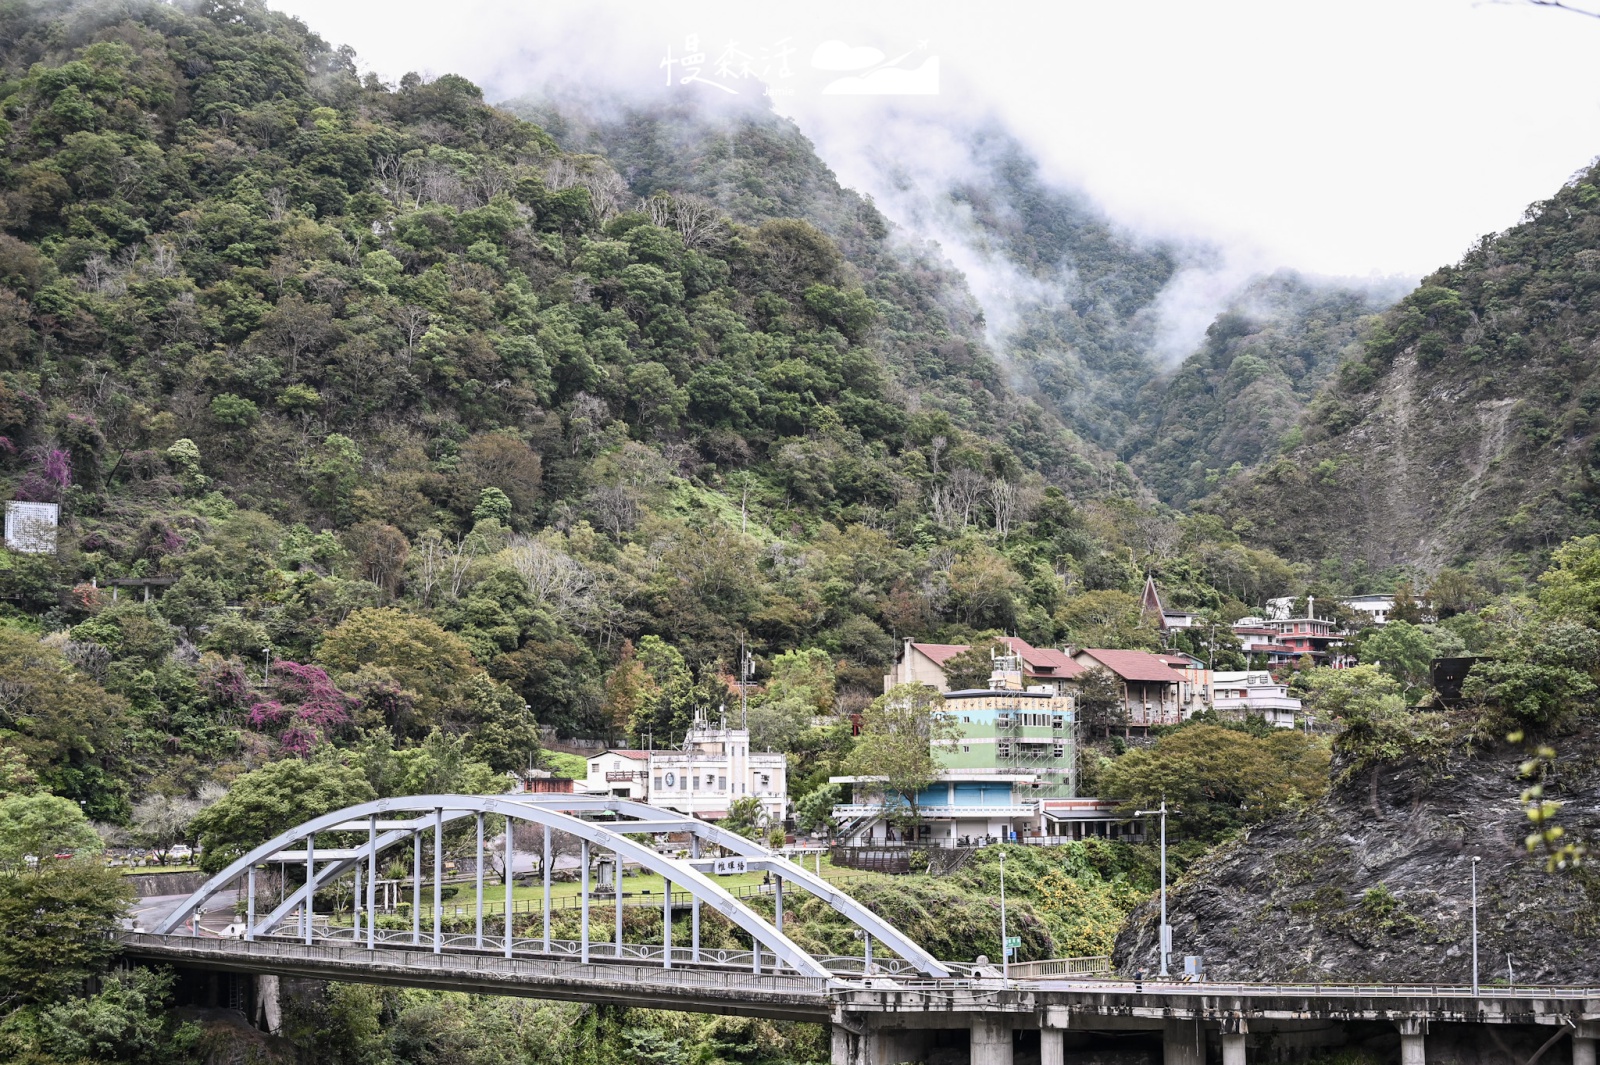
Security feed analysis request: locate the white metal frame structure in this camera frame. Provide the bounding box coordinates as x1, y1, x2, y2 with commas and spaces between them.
155, 795, 950, 979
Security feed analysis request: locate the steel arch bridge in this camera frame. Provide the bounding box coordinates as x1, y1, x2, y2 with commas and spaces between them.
154, 795, 951, 980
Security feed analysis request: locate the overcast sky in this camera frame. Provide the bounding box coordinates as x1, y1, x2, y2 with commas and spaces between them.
271, 0, 1600, 282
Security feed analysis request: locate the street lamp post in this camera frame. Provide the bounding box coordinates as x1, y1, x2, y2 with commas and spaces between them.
1471, 855, 1481, 995
262, 646, 271, 681
1135, 800, 1171, 977
999, 849, 1009, 984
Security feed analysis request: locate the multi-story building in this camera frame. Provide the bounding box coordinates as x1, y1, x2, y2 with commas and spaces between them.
1068, 648, 1187, 729
883, 637, 1083, 695
1209, 670, 1301, 727
648, 717, 787, 827
1342, 594, 1397, 626
836, 655, 1100, 846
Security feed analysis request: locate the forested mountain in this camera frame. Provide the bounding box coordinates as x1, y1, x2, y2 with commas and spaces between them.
506, 92, 1126, 490
0, 0, 1283, 822
1128, 272, 1398, 506
1208, 162, 1600, 572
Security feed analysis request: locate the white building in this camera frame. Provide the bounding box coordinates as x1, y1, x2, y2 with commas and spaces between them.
1209, 670, 1301, 728
583, 749, 650, 800
648, 717, 787, 827
1342, 594, 1397, 626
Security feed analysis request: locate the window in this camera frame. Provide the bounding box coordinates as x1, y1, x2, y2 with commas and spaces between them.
692, 775, 700, 790
653, 776, 662, 789
718, 775, 727, 791
997, 742, 1011, 757
1053, 745, 1065, 758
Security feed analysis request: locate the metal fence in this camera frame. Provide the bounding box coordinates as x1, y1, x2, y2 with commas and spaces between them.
1006, 956, 1113, 979
119, 932, 830, 996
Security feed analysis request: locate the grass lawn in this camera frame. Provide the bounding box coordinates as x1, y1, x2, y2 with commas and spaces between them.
541, 752, 588, 779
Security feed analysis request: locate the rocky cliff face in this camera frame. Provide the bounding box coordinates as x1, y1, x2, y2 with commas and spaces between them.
1207, 161, 1600, 572
1113, 725, 1600, 984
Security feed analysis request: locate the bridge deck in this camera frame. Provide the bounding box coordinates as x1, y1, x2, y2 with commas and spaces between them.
122, 933, 1600, 1030
121, 933, 832, 1021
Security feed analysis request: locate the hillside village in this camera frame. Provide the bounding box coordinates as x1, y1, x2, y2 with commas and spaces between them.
569, 577, 1420, 858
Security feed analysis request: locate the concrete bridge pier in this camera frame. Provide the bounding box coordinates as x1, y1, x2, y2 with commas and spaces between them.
1575, 1022, 1598, 1065
1221, 1016, 1248, 1065
1395, 1018, 1427, 1065
829, 1015, 932, 1065
1039, 1026, 1064, 1065
1165, 1018, 1205, 1065
970, 1016, 1012, 1065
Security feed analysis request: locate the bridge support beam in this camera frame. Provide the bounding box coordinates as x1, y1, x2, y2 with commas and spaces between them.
1395, 1018, 1426, 1065
1165, 1019, 1204, 1065
971, 1016, 1012, 1065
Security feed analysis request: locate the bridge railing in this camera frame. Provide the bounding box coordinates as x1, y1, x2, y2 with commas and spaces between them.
120, 932, 830, 995
1006, 956, 1113, 979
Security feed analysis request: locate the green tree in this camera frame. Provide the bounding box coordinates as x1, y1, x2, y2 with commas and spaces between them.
1536, 534, 1600, 623
189, 756, 376, 873
1359, 619, 1436, 696
720, 795, 766, 839
36, 967, 200, 1065
318, 608, 479, 729
0, 791, 102, 868
0, 859, 132, 1008
1462, 621, 1600, 731
942, 638, 1007, 691
1056, 590, 1159, 650
1073, 667, 1126, 738
0, 628, 131, 814
1100, 724, 1328, 843
793, 782, 841, 835
842, 684, 958, 833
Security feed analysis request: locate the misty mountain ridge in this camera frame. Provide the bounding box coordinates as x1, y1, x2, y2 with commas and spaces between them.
507, 87, 1407, 507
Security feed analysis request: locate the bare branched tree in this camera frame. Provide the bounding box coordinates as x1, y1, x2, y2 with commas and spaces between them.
504, 535, 595, 630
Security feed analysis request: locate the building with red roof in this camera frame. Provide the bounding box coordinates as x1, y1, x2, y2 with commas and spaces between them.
1068, 648, 1187, 730
883, 637, 1084, 695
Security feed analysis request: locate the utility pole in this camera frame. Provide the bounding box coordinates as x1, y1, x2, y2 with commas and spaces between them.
1471, 856, 1481, 996
999, 849, 1009, 984
1135, 800, 1172, 977
739, 637, 751, 730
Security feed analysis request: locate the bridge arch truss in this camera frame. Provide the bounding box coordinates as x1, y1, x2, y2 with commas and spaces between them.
153, 795, 949, 979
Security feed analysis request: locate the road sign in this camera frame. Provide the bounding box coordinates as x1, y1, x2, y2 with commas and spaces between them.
1004, 936, 1021, 948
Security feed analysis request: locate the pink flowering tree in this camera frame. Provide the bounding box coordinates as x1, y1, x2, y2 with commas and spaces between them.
243, 660, 355, 756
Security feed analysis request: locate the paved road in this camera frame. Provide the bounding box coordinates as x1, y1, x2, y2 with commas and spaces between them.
132, 890, 238, 934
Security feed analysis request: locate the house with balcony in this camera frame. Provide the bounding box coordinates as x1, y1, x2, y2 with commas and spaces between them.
835, 655, 1118, 847
1068, 648, 1187, 729
883, 637, 1083, 695
647, 716, 786, 826
583, 750, 651, 800
1209, 670, 1301, 727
